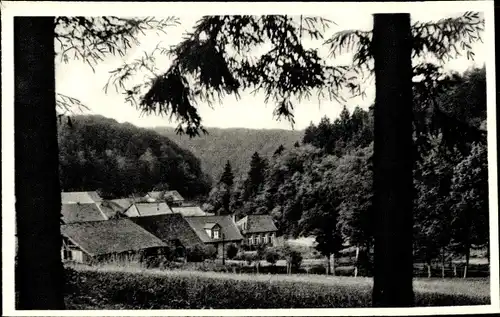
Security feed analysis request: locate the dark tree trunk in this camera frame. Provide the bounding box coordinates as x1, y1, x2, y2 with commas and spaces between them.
325, 254, 331, 275
463, 243, 470, 278
331, 253, 336, 276
441, 247, 446, 278
372, 14, 414, 307
15, 17, 66, 309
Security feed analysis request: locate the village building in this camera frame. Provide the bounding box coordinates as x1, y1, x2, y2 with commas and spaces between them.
61, 191, 102, 204
143, 190, 185, 206
60, 202, 109, 224
236, 215, 278, 247
131, 213, 204, 261
97, 198, 134, 217
171, 205, 214, 217
124, 202, 173, 217
184, 215, 243, 256
60, 218, 166, 264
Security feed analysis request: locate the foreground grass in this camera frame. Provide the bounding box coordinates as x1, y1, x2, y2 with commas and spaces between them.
64, 264, 490, 309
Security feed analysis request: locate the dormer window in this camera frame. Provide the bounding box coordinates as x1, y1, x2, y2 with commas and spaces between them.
212, 229, 220, 239
204, 223, 221, 239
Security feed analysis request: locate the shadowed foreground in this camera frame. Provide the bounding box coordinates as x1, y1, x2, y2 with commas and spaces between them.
61, 265, 490, 309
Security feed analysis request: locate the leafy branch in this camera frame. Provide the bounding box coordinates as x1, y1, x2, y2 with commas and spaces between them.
107, 15, 363, 136
54, 16, 180, 116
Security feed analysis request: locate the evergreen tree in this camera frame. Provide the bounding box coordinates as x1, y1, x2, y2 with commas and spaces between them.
242, 152, 268, 202
273, 144, 286, 157
220, 160, 234, 187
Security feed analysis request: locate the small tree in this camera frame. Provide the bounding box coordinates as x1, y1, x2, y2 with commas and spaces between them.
226, 243, 238, 260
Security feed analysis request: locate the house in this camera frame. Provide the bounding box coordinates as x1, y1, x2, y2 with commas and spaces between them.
61, 191, 102, 204
131, 213, 203, 260
60, 218, 166, 264
144, 190, 185, 206
171, 206, 214, 217
184, 215, 244, 256
236, 215, 278, 247
124, 202, 173, 217
60, 203, 109, 224
97, 198, 134, 218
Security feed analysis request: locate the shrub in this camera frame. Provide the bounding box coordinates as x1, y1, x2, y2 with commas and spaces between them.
265, 248, 280, 265
226, 243, 238, 260
186, 244, 207, 262
288, 250, 303, 271
204, 245, 218, 260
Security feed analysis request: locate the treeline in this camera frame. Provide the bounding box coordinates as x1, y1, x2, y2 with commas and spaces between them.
204, 67, 488, 276
58, 115, 212, 199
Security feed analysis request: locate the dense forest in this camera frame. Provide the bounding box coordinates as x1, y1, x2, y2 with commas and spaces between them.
58, 115, 212, 199
203, 67, 488, 275
155, 127, 303, 181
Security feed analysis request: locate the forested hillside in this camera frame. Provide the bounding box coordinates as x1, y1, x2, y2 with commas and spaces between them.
155, 127, 303, 181
203, 67, 488, 276
58, 115, 212, 199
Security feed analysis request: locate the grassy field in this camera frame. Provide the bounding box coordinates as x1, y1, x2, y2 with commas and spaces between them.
63, 264, 490, 309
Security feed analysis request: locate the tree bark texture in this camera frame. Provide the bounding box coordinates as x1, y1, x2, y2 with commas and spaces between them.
15, 17, 66, 309
372, 13, 415, 307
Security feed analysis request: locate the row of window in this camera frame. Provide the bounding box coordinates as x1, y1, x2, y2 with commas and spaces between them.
247, 233, 275, 245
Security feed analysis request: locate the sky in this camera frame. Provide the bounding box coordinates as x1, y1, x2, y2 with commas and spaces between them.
55, 11, 486, 131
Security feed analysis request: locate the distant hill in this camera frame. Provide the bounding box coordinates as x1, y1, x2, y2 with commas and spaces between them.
58, 115, 212, 199
154, 127, 304, 181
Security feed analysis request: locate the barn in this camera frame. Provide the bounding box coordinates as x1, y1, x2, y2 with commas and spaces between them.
60, 218, 167, 264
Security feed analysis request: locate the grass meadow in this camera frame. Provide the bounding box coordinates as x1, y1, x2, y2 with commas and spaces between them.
63, 264, 490, 309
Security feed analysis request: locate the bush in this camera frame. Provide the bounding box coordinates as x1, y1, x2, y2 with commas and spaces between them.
186, 244, 207, 262
288, 250, 303, 271
226, 243, 238, 260
205, 245, 218, 260
265, 248, 279, 265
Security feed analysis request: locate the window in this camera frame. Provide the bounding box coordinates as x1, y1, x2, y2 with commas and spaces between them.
263, 234, 268, 244
213, 229, 220, 239
248, 236, 253, 245
256, 235, 261, 244
63, 248, 72, 261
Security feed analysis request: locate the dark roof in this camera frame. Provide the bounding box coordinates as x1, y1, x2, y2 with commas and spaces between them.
131, 214, 203, 248
61, 203, 107, 224
171, 206, 213, 217
185, 215, 243, 243
125, 202, 173, 217
236, 215, 278, 234
60, 219, 166, 256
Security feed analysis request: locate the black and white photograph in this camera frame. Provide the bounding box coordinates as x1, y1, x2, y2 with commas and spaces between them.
2, 1, 498, 315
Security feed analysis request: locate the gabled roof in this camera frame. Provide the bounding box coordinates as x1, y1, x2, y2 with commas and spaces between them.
61, 203, 108, 224
185, 215, 243, 243
171, 206, 213, 217
97, 199, 134, 218
145, 190, 184, 202
61, 218, 166, 256
125, 202, 173, 218
236, 215, 278, 234
130, 213, 203, 248
204, 223, 218, 230
61, 192, 101, 204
